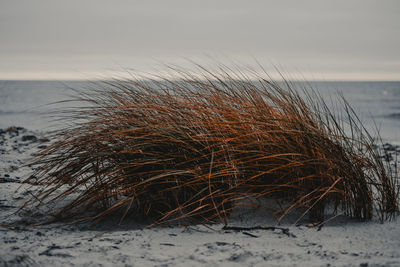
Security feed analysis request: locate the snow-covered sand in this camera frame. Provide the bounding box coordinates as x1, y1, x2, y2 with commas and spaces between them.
1, 127, 399, 267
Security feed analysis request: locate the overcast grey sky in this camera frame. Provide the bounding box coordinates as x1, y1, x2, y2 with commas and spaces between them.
0, 0, 399, 80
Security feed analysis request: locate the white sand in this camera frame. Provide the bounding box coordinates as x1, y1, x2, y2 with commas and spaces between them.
1, 128, 399, 267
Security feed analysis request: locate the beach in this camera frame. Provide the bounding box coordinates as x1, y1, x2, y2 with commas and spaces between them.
1, 81, 400, 266
0, 126, 399, 266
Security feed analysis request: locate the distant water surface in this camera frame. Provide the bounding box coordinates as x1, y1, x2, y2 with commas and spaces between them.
0, 80, 399, 143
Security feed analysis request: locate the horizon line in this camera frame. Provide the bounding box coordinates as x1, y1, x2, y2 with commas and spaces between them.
0, 70, 399, 82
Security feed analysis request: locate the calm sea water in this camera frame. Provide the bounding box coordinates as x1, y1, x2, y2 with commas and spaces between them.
0, 80, 399, 143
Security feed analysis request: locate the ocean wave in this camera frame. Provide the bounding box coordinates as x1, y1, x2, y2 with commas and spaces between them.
0, 110, 41, 115
386, 113, 400, 120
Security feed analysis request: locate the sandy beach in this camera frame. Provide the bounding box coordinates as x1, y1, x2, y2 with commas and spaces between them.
1, 127, 399, 267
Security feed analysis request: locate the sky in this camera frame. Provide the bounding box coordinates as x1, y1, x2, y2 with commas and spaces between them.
0, 0, 399, 80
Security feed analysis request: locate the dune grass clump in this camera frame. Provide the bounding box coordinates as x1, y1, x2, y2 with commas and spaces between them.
23, 66, 399, 226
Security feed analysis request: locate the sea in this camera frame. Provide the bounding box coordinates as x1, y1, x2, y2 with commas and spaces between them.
0, 80, 399, 144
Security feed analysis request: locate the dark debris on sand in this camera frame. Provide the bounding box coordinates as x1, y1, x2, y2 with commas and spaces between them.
0, 127, 50, 183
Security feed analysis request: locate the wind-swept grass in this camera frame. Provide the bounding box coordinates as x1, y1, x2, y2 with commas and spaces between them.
22, 66, 399, 226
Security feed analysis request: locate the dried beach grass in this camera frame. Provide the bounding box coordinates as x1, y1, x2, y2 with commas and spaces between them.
22, 65, 399, 226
